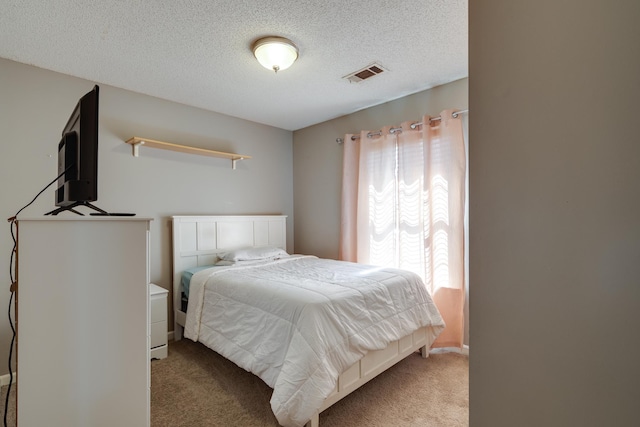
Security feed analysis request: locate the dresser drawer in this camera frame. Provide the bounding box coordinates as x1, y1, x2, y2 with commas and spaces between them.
151, 320, 167, 348
150, 294, 167, 323
149, 283, 169, 359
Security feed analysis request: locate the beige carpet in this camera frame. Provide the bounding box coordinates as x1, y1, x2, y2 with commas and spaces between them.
1, 340, 468, 426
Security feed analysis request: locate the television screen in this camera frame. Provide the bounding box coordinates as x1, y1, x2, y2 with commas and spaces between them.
46, 85, 102, 215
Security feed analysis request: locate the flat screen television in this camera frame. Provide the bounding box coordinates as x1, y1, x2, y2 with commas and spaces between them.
46, 85, 105, 216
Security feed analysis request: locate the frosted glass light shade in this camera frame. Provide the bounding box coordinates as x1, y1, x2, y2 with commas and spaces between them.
252, 37, 298, 72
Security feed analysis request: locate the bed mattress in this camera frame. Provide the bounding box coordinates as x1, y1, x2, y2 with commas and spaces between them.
184, 255, 445, 427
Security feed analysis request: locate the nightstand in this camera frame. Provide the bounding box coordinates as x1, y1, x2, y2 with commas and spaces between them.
150, 283, 168, 359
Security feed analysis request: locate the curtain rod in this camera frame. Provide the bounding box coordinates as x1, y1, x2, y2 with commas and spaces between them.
336, 109, 469, 144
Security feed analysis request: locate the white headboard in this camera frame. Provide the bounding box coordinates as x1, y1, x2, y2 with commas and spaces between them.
171, 215, 287, 339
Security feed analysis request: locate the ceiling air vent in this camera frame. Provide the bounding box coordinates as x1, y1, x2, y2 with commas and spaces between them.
343, 63, 387, 83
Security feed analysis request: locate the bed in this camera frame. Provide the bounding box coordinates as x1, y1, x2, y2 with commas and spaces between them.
172, 215, 445, 427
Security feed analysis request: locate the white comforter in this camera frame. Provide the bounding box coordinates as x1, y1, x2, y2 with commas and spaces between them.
185, 255, 445, 427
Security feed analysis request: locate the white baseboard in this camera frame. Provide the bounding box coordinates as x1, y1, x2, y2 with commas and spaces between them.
0, 372, 16, 387
168, 330, 175, 342
430, 345, 469, 356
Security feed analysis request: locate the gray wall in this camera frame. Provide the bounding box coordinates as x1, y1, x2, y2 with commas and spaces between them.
470, 1, 640, 426
0, 58, 294, 375
292, 77, 469, 344
292, 78, 468, 258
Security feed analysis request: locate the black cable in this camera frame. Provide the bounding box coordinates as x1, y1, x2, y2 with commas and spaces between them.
4, 167, 69, 427
9, 166, 69, 222
3, 293, 15, 427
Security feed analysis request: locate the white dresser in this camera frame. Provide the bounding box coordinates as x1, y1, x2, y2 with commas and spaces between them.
150, 283, 168, 359
16, 218, 151, 427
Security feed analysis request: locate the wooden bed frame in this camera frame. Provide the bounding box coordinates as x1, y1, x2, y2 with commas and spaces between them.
171, 215, 438, 427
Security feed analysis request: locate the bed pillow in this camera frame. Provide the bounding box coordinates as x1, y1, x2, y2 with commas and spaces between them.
217, 246, 289, 262
215, 258, 281, 267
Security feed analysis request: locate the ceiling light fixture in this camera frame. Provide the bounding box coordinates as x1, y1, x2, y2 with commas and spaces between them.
252, 36, 298, 73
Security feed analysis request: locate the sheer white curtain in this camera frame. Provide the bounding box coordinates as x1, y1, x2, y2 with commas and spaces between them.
340, 110, 466, 348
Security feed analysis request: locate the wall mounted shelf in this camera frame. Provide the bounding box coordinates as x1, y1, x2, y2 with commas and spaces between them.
125, 137, 251, 169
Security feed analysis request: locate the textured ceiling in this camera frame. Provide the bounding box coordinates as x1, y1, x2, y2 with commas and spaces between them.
0, 0, 468, 131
